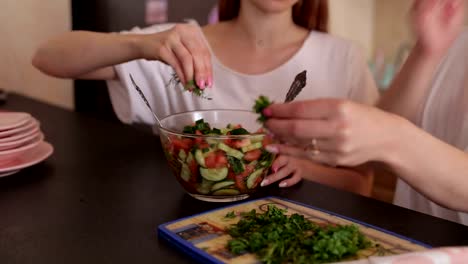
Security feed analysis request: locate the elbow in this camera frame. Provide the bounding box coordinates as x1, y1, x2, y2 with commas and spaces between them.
31, 47, 69, 78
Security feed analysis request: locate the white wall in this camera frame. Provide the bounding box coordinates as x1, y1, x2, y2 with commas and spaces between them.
0, 0, 73, 110
329, 0, 375, 59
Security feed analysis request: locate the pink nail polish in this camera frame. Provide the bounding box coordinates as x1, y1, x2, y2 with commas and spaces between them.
263, 108, 272, 117
260, 179, 269, 187
279, 182, 288, 188
207, 77, 213, 88
266, 145, 278, 154
198, 80, 205, 90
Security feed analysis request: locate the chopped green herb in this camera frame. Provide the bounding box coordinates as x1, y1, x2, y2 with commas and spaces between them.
230, 128, 250, 135
225, 211, 237, 219
168, 73, 212, 100
228, 156, 245, 174
226, 205, 371, 264
253, 95, 273, 123
257, 149, 274, 169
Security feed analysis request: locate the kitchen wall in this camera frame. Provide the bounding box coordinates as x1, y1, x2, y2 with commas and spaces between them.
0, 0, 73, 109
329, 0, 375, 59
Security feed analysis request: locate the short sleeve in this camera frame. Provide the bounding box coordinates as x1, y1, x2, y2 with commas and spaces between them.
346, 45, 379, 105
106, 24, 176, 125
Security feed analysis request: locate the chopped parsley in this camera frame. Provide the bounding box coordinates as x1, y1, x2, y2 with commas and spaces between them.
228, 156, 245, 174
226, 205, 371, 264
253, 96, 273, 123
225, 211, 237, 219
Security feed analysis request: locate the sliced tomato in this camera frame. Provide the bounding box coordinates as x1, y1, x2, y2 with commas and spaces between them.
215, 153, 228, 166
205, 152, 228, 168
172, 138, 193, 151
232, 139, 251, 149
188, 159, 199, 183
262, 135, 274, 146
204, 152, 217, 168
244, 149, 262, 162
234, 165, 254, 192
195, 130, 203, 135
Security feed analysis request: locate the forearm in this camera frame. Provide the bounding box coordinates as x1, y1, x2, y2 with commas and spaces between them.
378, 45, 445, 123
383, 120, 468, 212
32, 31, 142, 78
301, 161, 373, 196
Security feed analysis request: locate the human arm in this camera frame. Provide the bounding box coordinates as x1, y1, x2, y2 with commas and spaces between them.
32, 24, 212, 86
264, 99, 468, 211
262, 155, 373, 196
378, 0, 465, 123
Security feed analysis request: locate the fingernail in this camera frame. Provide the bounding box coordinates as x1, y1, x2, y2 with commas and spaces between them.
272, 166, 278, 173
207, 77, 213, 88
266, 145, 278, 154
279, 182, 288, 188
198, 79, 205, 90
260, 179, 269, 187
263, 108, 272, 117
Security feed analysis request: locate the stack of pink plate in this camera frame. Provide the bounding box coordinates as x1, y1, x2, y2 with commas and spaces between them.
0, 112, 53, 177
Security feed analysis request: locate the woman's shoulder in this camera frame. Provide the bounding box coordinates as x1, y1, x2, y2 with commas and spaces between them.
303, 31, 365, 62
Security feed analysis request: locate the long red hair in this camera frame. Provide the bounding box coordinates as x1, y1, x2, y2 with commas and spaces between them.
218, 0, 329, 33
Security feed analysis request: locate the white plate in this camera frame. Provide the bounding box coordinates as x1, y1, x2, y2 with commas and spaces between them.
0, 132, 43, 151
0, 112, 31, 131
0, 141, 53, 174
0, 118, 39, 139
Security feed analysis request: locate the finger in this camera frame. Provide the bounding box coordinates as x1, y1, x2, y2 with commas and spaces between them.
264, 99, 340, 119
171, 42, 194, 84
181, 38, 210, 89
159, 46, 186, 84
271, 155, 289, 172
279, 172, 302, 188
265, 119, 337, 141
261, 162, 294, 187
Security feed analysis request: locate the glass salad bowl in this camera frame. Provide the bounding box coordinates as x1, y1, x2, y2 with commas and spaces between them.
158, 110, 275, 202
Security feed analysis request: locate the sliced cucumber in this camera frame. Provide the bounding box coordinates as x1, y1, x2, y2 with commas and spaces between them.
220, 128, 232, 135
247, 168, 264, 189
241, 142, 263, 153
200, 167, 228, 181
197, 179, 215, 194
211, 180, 235, 192
195, 149, 206, 167
178, 149, 187, 161
212, 188, 240, 196
250, 135, 264, 143
186, 152, 194, 164
180, 163, 191, 182
218, 143, 244, 160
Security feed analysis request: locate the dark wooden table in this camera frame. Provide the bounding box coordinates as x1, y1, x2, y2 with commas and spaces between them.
1, 94, 467, 264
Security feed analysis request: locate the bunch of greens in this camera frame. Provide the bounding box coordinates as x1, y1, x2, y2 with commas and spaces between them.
226, 205, 371, 264
168, 73, 212, 100
253, 96, 273, 123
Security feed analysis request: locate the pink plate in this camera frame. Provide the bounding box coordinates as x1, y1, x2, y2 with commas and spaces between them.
0, 132, 43, 151
0, 135, 43, 162
0, 123, 40, 144
0, 112, 31, 131
0, 118, 39, 139
0, 141, 53, 174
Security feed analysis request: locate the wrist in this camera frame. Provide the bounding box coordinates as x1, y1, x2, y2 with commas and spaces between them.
375, 115, 416, 168
122, 34, 147, 60
413, 41, 448, 62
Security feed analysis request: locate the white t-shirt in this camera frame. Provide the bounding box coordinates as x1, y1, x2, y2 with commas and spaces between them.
394, 30, 468, 225
106, 24, 378, 126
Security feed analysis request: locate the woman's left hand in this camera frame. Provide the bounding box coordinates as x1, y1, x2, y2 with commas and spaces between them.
263, 99, 409, 167
261, 155, 306, 188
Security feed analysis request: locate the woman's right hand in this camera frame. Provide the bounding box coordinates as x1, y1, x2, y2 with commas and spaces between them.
138, 24, 212, 88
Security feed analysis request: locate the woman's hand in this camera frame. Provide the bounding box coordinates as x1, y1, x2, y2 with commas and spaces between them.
263, 99, 409, 167
261, 156, 305, 188
138, 24, 212, 87
412, 0, 465, 57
